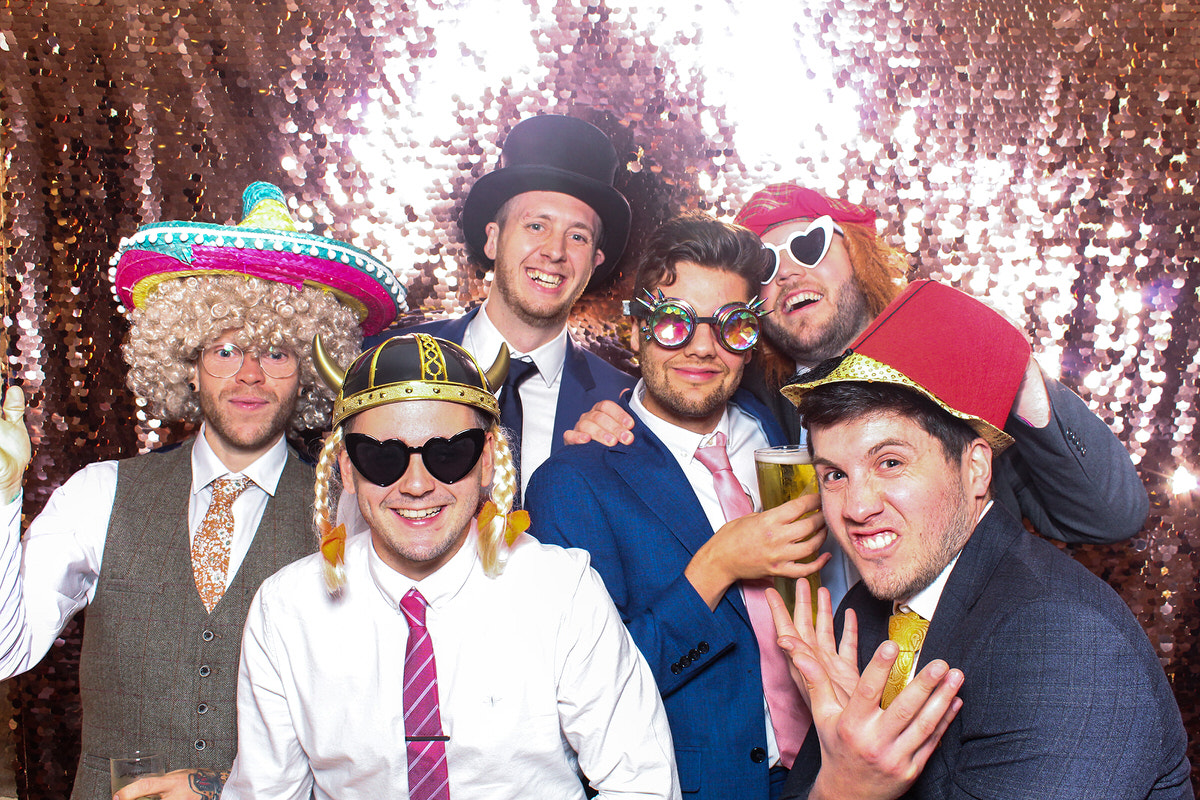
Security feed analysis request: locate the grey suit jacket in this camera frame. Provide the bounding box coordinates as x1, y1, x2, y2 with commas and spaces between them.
783, 505, 1192, 800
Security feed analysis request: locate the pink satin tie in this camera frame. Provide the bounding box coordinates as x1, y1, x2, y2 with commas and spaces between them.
401, 588, 451, 799
695, 432, 811, 768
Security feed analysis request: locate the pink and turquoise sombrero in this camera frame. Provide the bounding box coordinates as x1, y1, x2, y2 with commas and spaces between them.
111, 182, 405, 336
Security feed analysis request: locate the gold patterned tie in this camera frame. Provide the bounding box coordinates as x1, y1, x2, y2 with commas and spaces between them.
881, 609, 930, 709
192, 476, 250, 613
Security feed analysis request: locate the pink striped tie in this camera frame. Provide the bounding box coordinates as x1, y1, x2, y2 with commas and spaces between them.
694, 432, 811, 768
401, 588, 451, 800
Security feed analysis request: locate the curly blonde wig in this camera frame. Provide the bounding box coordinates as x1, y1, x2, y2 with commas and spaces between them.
124, 275, 363, 432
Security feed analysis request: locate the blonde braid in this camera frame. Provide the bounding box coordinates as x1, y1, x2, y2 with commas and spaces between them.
477, 422, 518, 577
313, 426, 348, 592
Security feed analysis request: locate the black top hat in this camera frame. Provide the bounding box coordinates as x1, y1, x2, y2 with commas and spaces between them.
461, 115, 632, 288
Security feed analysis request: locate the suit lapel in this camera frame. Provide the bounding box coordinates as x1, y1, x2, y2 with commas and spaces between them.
606, 417, 752, 626
550, 337, 598, 456
919, 505, 1023, 660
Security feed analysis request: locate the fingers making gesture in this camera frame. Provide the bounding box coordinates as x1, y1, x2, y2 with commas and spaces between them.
768, 586, 964, 800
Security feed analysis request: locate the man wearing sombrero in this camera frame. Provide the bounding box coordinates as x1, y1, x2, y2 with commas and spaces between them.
366, 114, 636, 499
574, 183, 1148, 604
771, 281, 1190, 799
221, 333, 679, 799
0, 182, 403, 800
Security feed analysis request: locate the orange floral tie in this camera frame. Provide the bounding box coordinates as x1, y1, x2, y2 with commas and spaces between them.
192, 476, 250, 612
881, 609, 929, 709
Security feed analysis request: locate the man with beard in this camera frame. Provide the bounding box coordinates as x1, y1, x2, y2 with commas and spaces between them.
773, 281, 1190, 800
526, 214, 829, 799
569, 184, 1148, 605
366, 114, 635, 499
0, 182, 403, 800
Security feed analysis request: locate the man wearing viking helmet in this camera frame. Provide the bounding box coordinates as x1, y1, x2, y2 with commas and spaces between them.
0, 182, 402, 799
221, 333, 678, 799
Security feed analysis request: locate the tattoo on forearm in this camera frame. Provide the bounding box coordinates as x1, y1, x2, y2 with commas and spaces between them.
189, 768, 228, 799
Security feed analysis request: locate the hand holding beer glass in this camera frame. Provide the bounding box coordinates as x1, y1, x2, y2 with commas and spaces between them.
754, 445, 821, 618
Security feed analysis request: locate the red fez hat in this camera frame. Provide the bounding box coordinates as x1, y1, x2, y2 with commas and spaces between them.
781, 280, 1031, 452
734, 183, 876, 237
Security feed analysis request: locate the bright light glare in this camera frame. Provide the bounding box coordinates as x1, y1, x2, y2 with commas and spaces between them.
1170, 466, 1198, 495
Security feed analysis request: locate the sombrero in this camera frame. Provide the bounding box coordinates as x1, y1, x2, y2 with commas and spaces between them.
112, 182, 405, 336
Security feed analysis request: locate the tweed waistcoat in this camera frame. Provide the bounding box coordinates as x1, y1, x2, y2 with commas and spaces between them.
71, 439, 315, 800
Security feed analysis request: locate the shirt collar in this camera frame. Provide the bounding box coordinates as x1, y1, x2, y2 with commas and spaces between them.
465, 299, 568, 388
629, 378, 732, 460
899, 499, 994, 620
190, 424, 289, 497
366, 522, 481, 612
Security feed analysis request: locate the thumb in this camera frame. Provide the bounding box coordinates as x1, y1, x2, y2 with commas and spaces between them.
2, 385, 24, 425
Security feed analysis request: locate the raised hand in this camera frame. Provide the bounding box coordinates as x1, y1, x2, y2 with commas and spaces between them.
0, 385, 31, 504
768, 586, 859, 708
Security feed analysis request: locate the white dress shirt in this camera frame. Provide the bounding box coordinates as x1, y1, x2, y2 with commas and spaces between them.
463, 300, 568, 495
628, 381, 785, 766
224, 528, 680, 800
0, 428, 289, 678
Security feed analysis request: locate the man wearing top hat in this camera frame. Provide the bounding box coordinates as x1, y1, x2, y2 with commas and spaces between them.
0, 183, 403, 800
365, 114, 636, 497
772, 281, 1190, 800
221, 333, 679, 799
570, 184, 1149, 605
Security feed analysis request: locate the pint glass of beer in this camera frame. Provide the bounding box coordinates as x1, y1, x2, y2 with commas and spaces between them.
754, 445, 820, 618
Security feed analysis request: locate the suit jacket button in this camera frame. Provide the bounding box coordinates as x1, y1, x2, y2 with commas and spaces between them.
688, 648, 700, 660
671, 663, 682, 675
697, 641, 710, 654
750, 747, 767, 763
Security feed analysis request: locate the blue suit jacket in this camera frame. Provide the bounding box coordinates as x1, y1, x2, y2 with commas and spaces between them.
526, 392, 787, 798
365, 307, 635, 462
783, 505, 1193, 800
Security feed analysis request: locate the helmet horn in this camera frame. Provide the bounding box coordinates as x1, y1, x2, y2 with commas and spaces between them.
312, 333, 347, 392
483, 343, 510, 393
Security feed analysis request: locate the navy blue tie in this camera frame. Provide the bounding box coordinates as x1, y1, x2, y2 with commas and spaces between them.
497, 358, 537, 502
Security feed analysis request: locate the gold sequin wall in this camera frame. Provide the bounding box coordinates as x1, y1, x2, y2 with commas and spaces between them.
1, 0, 1197, 794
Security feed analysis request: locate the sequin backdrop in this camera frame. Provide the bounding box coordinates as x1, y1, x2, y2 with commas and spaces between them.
0, 0, 1197, 795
